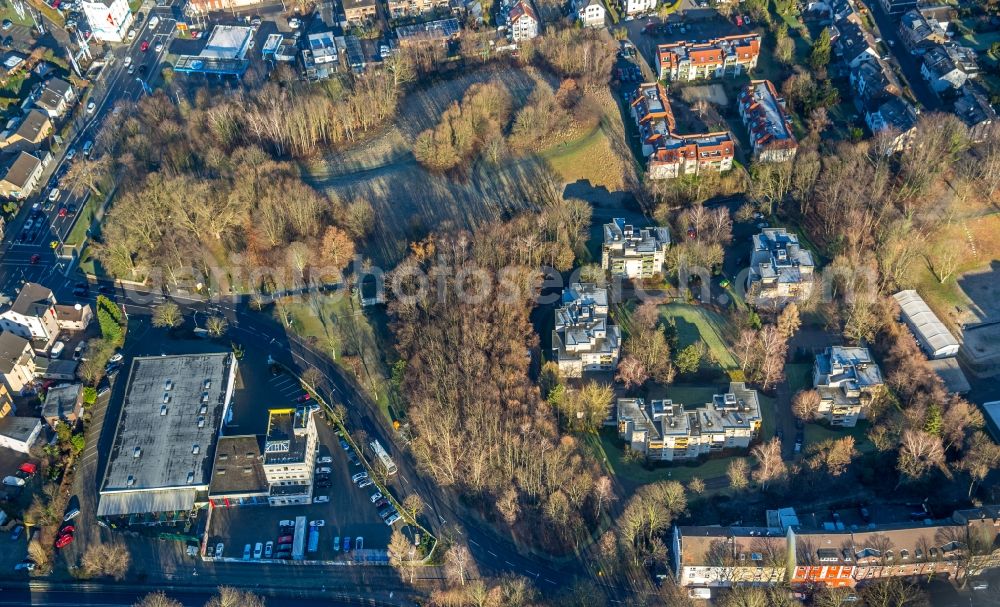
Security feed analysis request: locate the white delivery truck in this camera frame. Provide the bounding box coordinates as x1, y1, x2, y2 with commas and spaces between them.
291, 516, 307, 560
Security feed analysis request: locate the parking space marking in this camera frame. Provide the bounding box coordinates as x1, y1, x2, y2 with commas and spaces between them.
488, 550, 497, 557
469, 539, 479, 546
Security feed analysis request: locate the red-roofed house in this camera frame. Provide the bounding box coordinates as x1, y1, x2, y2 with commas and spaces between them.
738, 80, 798, 163
657, 34, 761, 81
509, 0, 539, 41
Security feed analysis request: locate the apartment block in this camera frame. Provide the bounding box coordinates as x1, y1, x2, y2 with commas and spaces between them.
746, 228, 815, 309
387, 0, 450, 18
737, 80, 798, 163
551, 283, 620, 378
813, 346, 884, 427
674, 506, 1000, 591
657, 35, 760, 81
262, 407, 318, 506
601, 217, 670, 279
630, 82, 734, 180
623, 0, 656, 15
671, 526, 788, 587
617, 383, 761, 461
343, 0, 378, 24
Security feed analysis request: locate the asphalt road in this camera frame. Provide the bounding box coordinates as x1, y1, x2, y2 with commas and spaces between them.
0, 584, 412, 606
0, 4, 177, 298
858, 0, 941, 111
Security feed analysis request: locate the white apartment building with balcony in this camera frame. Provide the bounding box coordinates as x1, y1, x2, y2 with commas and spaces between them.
746, 228, 815, 310
551, 283, 620, 378
262, 407, 318, 506
601, 218, 671, 279
617, 383, 762, 461
813, 346, 884, 427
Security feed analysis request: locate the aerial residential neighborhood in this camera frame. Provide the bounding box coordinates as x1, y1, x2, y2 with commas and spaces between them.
0, 0, 996, 605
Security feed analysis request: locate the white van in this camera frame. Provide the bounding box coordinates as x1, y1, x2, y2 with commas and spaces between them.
149, 16, 160, 30
50, 341, 65, 358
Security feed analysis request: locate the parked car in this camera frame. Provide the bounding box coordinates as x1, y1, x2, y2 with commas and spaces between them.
10, 524, 23, 540
317, 456, 332, 464
343, 536, 351, 551
63, 495, 80, 521
109, 353, 123, 363
253, 542, 263, 559
333, 536, 340, 551
355, 537, 363, 551
358, 479, 373, 489
86, 100, 96, 114
370, 492, 383, 504
216, 542, 224, 557
315, 495, 329, 503
277, 535, 293, 544
13, 559, 35, 571
310, 519, 325, 527
279, 519, 294, 527
351, 472, 368, 483
54, 532, 73, 548
3, 476, 25, 487
385, 514, 401, 526
374, 498, 389, 509
339, 438, 350, 450
243, 544, 251, 560
264, 541, 273, 558
316, 466, 331, 474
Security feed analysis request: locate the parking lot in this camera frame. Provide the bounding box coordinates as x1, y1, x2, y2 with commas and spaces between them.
206, 366, 395, 564
621, 10, 751, 74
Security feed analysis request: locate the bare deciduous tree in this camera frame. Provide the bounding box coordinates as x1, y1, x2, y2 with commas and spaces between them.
727, 458, 750, 490
133, 592, 183, 607
751, 438, 787, 490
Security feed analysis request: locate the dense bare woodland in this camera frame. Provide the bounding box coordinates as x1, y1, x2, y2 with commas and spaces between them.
389, 201, 606, 551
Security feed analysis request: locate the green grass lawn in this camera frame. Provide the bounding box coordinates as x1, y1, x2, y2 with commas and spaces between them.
593, 428, 747, 489
786, 362, 812, 395
658, 303, 738, 371
0, 3, 34, 26
282, 296, 395, 424
64, 191, 100, 247
804, 420, 874, 453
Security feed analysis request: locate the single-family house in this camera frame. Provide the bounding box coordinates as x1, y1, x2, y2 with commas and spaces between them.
836, 21, 878, 69
54, 303, 93, 333
0, 282, 60, 347
0, 110, 52, 154
33, 78, 76, 119
0, 151, 44, 200
865, 96, 918, 151
898, 9, 948, 53
921, 45, 978, 93
387, 0, 450, 18
879, 0, 917, 16
576, 0, 606, 27
0, 331, 36, 394
41, 382, 84, 429
343, 0, 378, 23
623, 0, 656, 16
953, 84, 997, 143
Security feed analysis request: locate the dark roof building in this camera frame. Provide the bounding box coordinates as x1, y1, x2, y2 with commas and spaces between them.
207, 435, 269, 507
97, 353, 238, 525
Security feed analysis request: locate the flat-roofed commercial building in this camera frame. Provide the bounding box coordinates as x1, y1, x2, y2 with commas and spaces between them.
97, 353, 237, 526
207, 435, 269, 508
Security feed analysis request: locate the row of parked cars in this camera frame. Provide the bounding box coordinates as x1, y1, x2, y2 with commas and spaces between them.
351, 471, 400, 526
